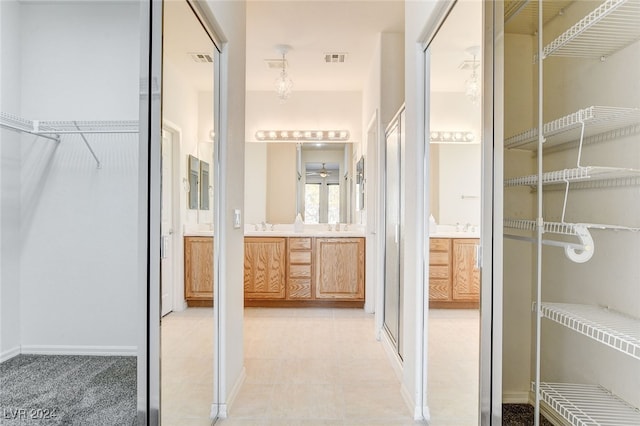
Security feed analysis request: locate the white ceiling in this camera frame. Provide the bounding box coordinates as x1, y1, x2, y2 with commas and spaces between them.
165, 0, 482, 95
246, 0, 405, 92
429, 0, 483, 93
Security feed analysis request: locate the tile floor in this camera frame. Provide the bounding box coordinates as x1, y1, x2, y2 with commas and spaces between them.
161, 308, 214, 426
160, 307, 480, 426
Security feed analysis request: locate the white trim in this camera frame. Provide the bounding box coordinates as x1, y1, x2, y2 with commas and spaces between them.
502, 391, 531, 404
20, 345, 137, 356
0, 346, 21, 362
380, 328, 403, 382
217, 366, 246, 419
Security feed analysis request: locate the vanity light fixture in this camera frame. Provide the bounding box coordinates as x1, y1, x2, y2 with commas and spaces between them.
255, 129, 350, 142
430, 131, 475, 143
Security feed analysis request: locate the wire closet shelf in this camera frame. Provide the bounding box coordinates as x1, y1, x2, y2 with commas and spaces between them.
536, 383, 640, 426
504, 106, 640, 150
542, 0, 640, 60
0, 112, 139, 168
541, 303, 640, 360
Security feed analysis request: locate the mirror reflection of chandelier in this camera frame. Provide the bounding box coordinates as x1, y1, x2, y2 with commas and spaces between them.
275, 44, 293, 102
464, 46, 481, 105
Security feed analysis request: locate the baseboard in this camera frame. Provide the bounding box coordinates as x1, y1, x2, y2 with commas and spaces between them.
218, 366, 246, 419
379, 329, 403, 381
502, 391, 530, 404
540, 400, 570, 426
20, 345, 137, 356
0, 346, 20, 363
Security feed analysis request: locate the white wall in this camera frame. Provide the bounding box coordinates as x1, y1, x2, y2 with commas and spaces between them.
266, 143, 296, 223
502, 32, 536, 402
244, 143, 267, 224
17, 2, 140, 353
429, 92, 481, 225
0, 0, 22, 361
245, 90, 362, 143
204, 0, 246, 414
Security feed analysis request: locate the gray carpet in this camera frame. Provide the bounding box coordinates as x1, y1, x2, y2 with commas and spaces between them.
503, 404, 554, 426
0, 355, 136, 426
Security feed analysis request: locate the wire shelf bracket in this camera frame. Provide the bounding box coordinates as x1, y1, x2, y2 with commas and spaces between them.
1, 112, 139, 168
536, 382, 640, 426
542, 0, 640, 60
504, 106, 640, 150
541, 303, 640, 360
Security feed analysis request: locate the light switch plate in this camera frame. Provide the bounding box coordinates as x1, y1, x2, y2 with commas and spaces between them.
233, 209, 241, 229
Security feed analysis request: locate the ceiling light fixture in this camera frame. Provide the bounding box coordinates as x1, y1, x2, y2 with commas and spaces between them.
464, 46, 481, 105
274, 44, 293, 102
430, 130, 476, 143
255, 129, 350, 142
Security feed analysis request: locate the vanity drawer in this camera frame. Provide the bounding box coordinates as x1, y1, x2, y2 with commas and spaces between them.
289, 238, 312, 250
430, 251, 450, 266
289, 264, 312, 279
430, 238, 451, 252
287, 278, 312, 299
289, 251, 312, 264
429, 265, 450, 280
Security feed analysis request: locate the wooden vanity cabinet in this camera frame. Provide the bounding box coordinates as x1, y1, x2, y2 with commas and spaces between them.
315, 238, 365, 300
244, 237, 287, 299
244, 236, 365, 306
184, 236, 213, 307
429, 237, 479, 308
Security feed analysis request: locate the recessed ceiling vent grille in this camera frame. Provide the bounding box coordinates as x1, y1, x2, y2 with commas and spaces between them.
190, 53, 213, 63
264, 59, 287, 69
324, 52, 347, 63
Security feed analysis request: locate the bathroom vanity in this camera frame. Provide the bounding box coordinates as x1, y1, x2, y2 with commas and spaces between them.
428, 226, 480, 308
243, 226, 365, 307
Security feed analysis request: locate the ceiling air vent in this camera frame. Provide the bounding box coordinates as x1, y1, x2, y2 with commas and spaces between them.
190, 52, 213, 63
264, 59, 287, 69
324, 52, 347, 63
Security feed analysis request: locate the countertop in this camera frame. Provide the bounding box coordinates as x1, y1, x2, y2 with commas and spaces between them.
244, 224, 365, 238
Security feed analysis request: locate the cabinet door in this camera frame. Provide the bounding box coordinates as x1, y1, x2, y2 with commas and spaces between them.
315, 238, 364, 299
184, 237, 213, 301
452, 239, 480, 301
244, 237, 286, 299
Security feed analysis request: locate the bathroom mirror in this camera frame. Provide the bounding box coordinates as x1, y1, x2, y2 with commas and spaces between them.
188, 154, 199, 210
244, 142, 353, 224
297, 143, 350, 224
200, 160, 210, 210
